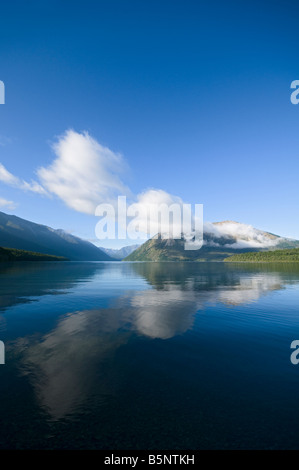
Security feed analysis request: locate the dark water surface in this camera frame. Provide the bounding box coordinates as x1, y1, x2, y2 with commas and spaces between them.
1, 261, 299, 449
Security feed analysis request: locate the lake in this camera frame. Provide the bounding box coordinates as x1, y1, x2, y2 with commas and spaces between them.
0, 261, 299, 449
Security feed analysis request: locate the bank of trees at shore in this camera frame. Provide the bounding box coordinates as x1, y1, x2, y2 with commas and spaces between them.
225, 248, 299, 262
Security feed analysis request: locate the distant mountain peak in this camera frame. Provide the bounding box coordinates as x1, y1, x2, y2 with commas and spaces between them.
100, 244, 140, 260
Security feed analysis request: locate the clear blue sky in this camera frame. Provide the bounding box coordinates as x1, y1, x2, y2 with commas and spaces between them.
1, 0, 299, 247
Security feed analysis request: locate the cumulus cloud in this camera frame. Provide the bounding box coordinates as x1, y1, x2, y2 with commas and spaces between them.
37, 130, 131, 215
122, 188, 203, 242
0, 130, 131, 214
0, 197, 17, 210
0, 163, 47, 195
125, 189, 186, 238
0, 131, 196, 234
35, 130, 201, 239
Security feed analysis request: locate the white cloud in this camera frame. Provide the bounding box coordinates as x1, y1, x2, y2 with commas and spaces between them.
0, 163, 18, 185
21, 180, 47, 194
0, 132, 196, 234
0, 163, 47, 195
127, 189, 185, 237
204, 220, 280, 248
0, 197, 17, 210
37, 130, 130, 215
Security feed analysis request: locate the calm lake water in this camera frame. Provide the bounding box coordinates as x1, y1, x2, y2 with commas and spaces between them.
1, 261, 299, 449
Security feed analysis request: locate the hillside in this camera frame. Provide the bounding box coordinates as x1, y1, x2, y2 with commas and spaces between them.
0, 246, 68, 262
0, 211, 113, 261
225, 248, 299, 262
124, 237, 245, 261
125, 222, 299, 262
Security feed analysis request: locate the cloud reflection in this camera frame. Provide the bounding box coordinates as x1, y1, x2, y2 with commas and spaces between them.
12, 262, 299, 420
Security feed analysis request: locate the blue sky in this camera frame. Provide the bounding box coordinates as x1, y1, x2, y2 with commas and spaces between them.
0, 0, 299, 247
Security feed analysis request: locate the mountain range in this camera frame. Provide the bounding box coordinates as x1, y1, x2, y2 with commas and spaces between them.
0, 211, 113, 261
1, 212, 299, 262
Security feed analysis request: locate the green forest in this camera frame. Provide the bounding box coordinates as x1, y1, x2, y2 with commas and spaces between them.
0, 247, 68, 262
225, 248, 299, 262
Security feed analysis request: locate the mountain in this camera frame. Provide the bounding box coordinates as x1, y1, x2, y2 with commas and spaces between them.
124, 221, 299, 261
0, 211, 113, 261
100, 244, 141, 260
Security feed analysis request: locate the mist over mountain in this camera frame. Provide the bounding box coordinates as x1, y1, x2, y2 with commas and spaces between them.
125, 221, 299, 261
0, 211, 113, 261
204, 221, 280, 249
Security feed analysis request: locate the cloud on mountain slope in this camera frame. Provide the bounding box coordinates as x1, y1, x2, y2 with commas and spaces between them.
203, 221, 281, 248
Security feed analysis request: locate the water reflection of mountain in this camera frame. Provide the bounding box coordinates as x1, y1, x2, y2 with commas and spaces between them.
9, 261, 299, 421
130, 261, 299, 296
0, 262, 106, 310
2, 261, 299, 312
